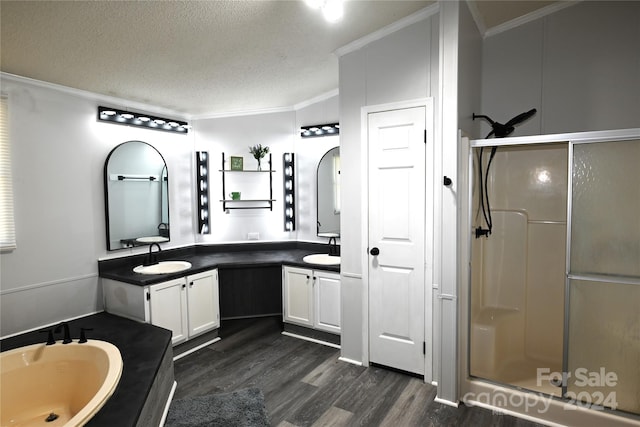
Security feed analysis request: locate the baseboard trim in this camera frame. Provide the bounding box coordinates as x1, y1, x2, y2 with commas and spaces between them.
338, 356, 363, 366
434, 396, 459, 408
159, 380, 177, 427
281, 331, 340, 349
173, 337, 221, 361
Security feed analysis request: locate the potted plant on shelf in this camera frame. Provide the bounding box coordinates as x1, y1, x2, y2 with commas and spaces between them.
248, 144, 270, 170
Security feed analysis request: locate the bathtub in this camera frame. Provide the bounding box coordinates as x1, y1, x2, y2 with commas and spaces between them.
1, 340, 122, 427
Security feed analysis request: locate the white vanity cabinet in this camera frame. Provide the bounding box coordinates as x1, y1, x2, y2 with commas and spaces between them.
148, 277, 189, 345
185, 269, 220, 338
103, 269, 219, 346
282, 266, 340, 334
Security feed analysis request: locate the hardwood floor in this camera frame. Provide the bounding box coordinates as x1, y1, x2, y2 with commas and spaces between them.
173, 317, 546, 427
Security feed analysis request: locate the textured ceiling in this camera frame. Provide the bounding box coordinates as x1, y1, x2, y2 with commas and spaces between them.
0, 1, 562, 117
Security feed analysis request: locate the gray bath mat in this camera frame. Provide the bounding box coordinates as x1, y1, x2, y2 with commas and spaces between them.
165, 388, 270, 427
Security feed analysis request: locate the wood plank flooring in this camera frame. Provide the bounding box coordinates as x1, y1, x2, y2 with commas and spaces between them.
173, 317, 546, 427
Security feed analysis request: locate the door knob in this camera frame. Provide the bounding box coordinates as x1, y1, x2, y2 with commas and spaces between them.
370, 247, 380, 256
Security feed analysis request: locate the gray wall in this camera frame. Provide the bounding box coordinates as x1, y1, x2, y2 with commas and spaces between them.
481, 1, 640, 137
338, 13, 439, 363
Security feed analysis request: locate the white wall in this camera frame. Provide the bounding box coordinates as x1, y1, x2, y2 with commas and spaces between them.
338, 12, 439, 364
0, 75, 195, 336
0, 74, 338, 336
192, 95, 339, 244
481, 1, 640, 136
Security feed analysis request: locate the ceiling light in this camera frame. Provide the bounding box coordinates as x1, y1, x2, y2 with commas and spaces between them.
305, 0, 343, 23
322, 0, 343, 23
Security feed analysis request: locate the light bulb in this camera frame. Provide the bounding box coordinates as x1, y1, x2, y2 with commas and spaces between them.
322, 0, 343, 23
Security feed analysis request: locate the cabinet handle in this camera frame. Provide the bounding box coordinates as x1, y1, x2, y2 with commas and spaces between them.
189, 282, 194, 287
182, 284, 186, 289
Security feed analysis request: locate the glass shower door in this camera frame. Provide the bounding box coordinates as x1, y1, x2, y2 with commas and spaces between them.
567, 139, 640, 414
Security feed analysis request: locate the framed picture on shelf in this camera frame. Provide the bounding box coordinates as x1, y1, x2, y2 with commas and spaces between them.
230, 156, 244, 171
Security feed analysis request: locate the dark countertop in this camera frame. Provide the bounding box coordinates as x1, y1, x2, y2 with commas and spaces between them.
1, 312, 171, 427
99, 241, 340, 286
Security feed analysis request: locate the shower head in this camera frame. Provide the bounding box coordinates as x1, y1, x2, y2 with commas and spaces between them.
473, 108, 537, 138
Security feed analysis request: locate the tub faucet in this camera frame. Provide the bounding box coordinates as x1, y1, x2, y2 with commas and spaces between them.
54, 322, 72, 344
328, 237, 339, 257
144, 243, 162, 266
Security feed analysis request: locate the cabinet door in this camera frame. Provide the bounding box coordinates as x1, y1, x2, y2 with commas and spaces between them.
314, 270, 341, 334
283, 266, 313, 327
149, 278, 188, 346
186, 269, 220, 338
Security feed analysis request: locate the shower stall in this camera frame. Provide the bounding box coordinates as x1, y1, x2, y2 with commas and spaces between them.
467, 129, 640, 420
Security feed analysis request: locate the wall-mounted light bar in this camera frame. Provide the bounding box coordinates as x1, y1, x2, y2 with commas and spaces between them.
98, 106, 190, 134
196, 151, 210, 234
283, 153, 296, 231
300, 123, 339, 138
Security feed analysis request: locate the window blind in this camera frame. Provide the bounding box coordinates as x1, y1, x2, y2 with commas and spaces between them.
0, 95, 16, 250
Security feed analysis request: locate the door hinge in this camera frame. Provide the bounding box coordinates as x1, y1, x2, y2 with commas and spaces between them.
423, 341, 426, 355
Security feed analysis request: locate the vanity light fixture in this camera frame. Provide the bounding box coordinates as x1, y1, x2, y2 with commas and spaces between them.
97, 106, 190, 134
283, 153, 296, 231
300, 123, 339, 138
196, 151, 210, 234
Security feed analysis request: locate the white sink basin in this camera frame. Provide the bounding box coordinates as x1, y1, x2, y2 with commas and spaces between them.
133, 261, 192, 275
302, 254, 340, 265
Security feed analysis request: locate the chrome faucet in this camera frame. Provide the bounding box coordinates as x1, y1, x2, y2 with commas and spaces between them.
328, 237, 339, 256
144, 243, 162, 266
54, 322, 72, 344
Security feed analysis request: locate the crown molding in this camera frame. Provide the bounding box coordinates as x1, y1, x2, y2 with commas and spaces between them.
192, 88, 339, 120
0, 72, 190, 120
190, 105, 294, 120
465, 0, 486, 37
1, 71, 339, 121
293, 88, 339, 111
484, 1, 581, 39
334, 3, 440, 58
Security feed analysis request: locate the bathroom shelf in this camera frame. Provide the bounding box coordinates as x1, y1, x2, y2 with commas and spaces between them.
220, 152, 274, 211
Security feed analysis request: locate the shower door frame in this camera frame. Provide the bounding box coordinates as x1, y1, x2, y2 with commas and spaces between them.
463, 127, 640, 421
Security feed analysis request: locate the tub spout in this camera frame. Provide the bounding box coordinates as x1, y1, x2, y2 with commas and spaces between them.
39, 329, 56, 345
54, 322, 72, 344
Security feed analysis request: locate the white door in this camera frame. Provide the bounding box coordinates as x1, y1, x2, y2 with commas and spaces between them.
314, 270, 341, 334
187, 269, 220, 338
149, 278, 188, 345
368, 106, 426, 375
283, 266, 314, 327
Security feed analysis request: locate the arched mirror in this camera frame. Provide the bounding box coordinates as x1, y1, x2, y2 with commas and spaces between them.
317, 147, 340, 237
104, 141, 169, 250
